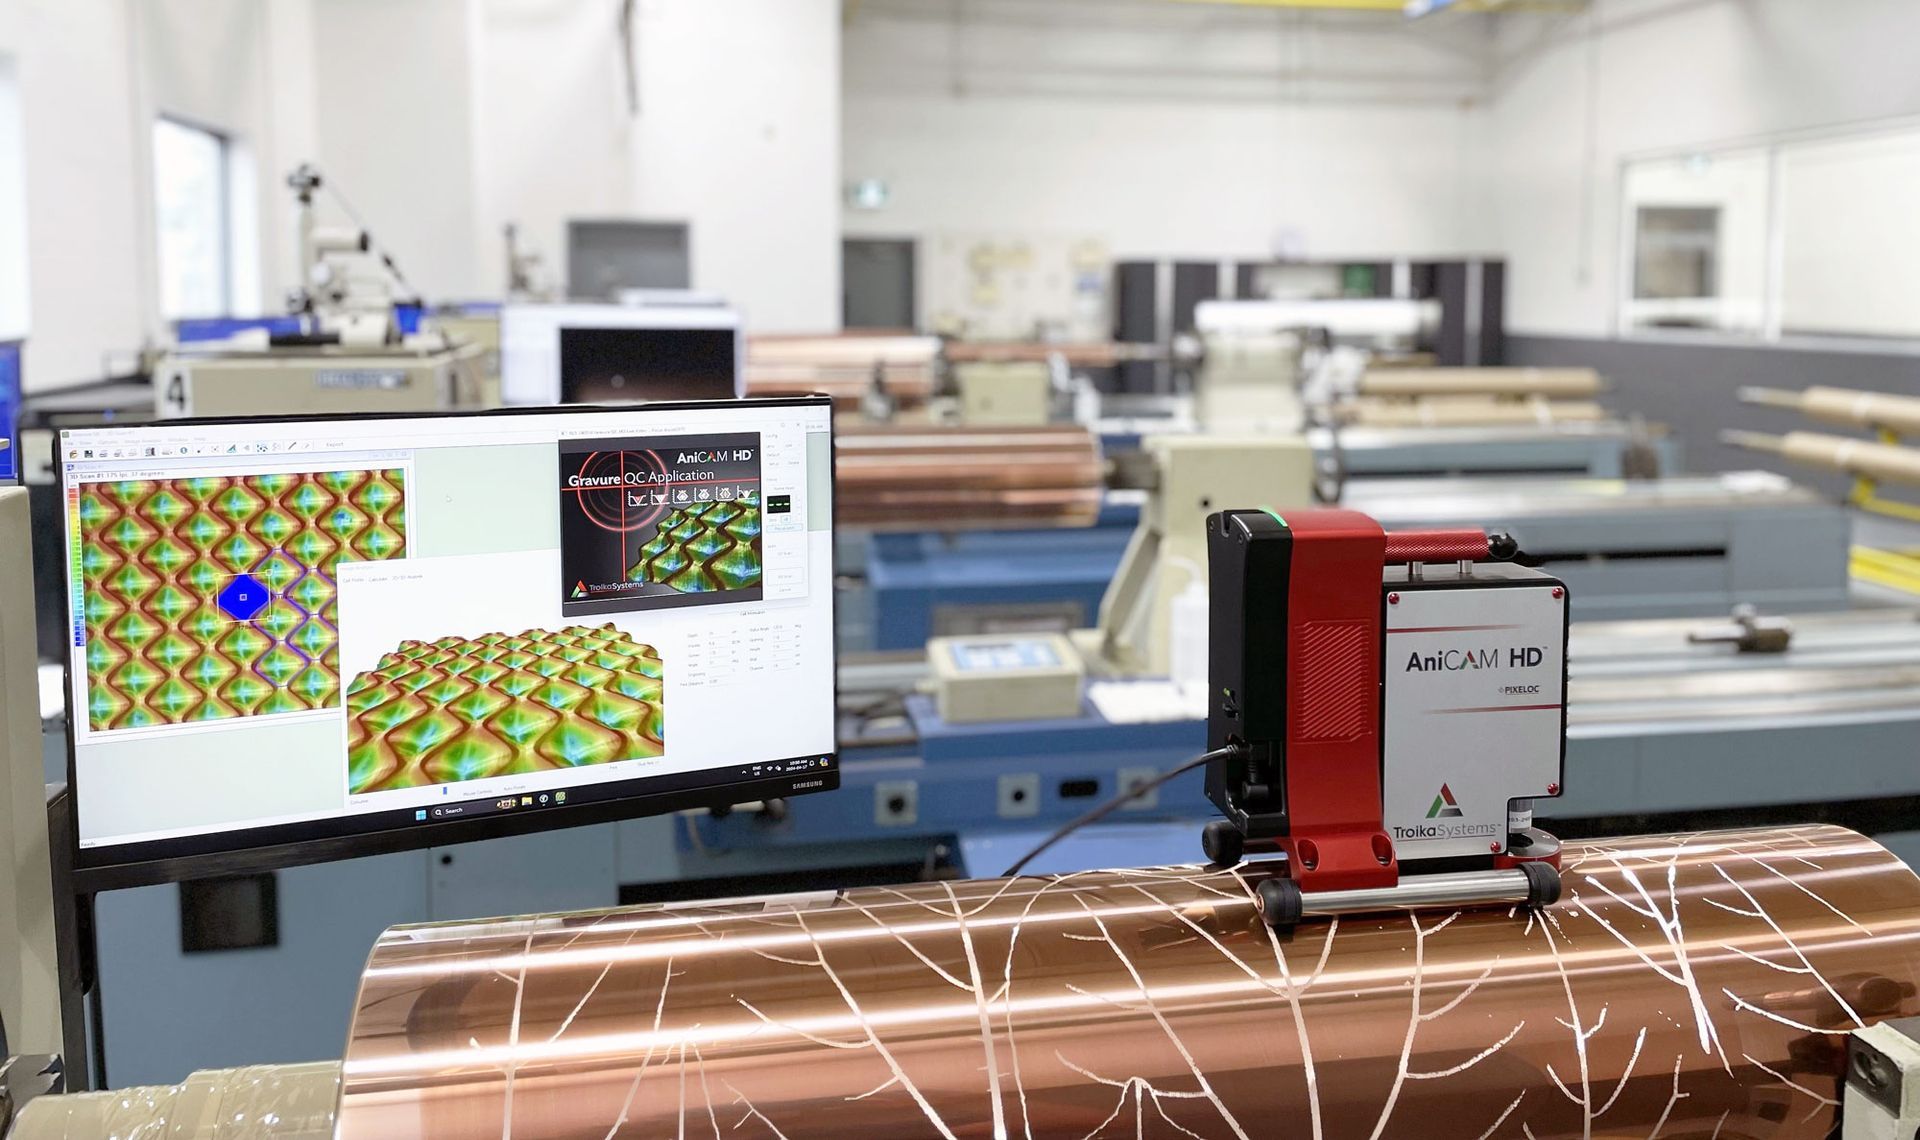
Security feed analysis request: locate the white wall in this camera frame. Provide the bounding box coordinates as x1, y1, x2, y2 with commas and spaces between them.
626, 0, 840, 332
311, 0, 481, 305
0, 0, 317, 389
139, 0, 321, 317
298, 0, 844, 330
472, 0, 841, 332
2, 0, 147, 388
0, 53, 30, 343
470, 0, 633, 300
1, 0, 841, 391
843, 0, 1496, 262
1489, 0, 1920, 337
138, 0, 311, 320
260, 0, 319, 310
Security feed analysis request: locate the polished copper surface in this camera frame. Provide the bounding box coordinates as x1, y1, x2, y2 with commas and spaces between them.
834, 423, 1104, 530
338, 826, 1920, 1138
744, 334, 939, 405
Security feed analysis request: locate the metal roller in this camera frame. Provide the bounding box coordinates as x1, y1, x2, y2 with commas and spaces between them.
1336, 395, 1609, 427
1357, 367, 1605, 400
9, 1062, 341, 1140
1742, 385, 1920, 438
945, 341, 1163, 366
744, 334, 939, 406
834, 424, 1105, 530
334, 825, 1920, 1139
1723, 428, 1920, 488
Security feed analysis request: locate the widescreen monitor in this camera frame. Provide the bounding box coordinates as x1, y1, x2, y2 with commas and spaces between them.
56, 397, 835, 889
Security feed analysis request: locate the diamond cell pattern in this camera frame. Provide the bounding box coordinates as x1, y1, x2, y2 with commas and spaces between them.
77, 470, 407, 730
626, 501, 762, 594
344, 625, 664, 794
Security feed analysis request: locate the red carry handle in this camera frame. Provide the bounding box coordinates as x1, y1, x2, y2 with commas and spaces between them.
1383, 528, 1492, 564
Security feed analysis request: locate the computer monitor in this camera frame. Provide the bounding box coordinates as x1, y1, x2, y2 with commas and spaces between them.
500, 302, 742, 407
55, 397, 836, 890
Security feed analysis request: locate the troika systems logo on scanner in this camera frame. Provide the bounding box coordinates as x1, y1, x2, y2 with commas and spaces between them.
1426, 784, 1465, 820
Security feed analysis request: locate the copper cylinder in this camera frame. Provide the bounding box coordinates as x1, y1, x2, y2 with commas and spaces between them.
833, 423, 1104, 530
1357, 367, 1604, 400
744, 334, 939, 406
336, 825, 1920, 1139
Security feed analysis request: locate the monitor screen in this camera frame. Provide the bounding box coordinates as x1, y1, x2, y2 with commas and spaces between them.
55, 397, 836, 888
499, 302, 741, 407
558, 326, 738, 404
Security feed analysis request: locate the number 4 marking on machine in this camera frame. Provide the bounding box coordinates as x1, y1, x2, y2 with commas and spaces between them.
161, 369, 192, 417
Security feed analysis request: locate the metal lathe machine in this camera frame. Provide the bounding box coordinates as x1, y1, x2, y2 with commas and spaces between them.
7, 442, 1920, 1136
852, 424, 1847, 652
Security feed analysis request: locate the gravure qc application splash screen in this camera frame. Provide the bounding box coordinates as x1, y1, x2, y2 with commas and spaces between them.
59, 400, 835, 861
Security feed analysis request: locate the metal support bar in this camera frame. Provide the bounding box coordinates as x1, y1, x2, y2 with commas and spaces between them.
1276, 866, 1547, 918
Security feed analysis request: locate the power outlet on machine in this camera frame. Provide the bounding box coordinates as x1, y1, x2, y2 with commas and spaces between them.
1117, 767, 1161, 811
875, 780, 919, 827
997, 774, 1041, 819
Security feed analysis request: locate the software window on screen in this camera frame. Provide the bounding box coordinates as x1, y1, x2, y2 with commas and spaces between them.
58, 400, 835, 857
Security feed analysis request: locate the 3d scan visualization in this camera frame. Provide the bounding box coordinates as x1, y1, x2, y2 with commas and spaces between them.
345, 624, 665, 794
558, 431, 767, 616
626, 498, 763, 594
74, 469, 407, 731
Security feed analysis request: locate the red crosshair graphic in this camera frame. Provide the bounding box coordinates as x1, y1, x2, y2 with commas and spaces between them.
569, 450, 673, 579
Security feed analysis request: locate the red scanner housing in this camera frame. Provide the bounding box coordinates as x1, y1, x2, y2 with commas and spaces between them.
1275, 510, 1397, 892
1204, 509, 1519, 893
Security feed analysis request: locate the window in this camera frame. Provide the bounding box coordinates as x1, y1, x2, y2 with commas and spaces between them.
152, 117, 230, 320
1777, 128, 1920, 338
1620, 148, 1768, 335
1621, 119, 1920, 342
1633, 207, 1719, 302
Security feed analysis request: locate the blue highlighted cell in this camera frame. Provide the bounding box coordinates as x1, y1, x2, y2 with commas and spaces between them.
216, 574, 271, 621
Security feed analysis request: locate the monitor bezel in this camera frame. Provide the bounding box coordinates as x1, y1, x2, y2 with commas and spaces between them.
56, 395, 838, 893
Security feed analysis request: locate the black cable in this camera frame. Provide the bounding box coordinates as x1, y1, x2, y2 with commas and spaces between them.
1001, 746, 1239, 878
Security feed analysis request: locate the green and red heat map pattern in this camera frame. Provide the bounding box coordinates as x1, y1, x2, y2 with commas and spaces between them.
75, 470, 406, 731
345, 625, 664, 794
625, 499, 763, 593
